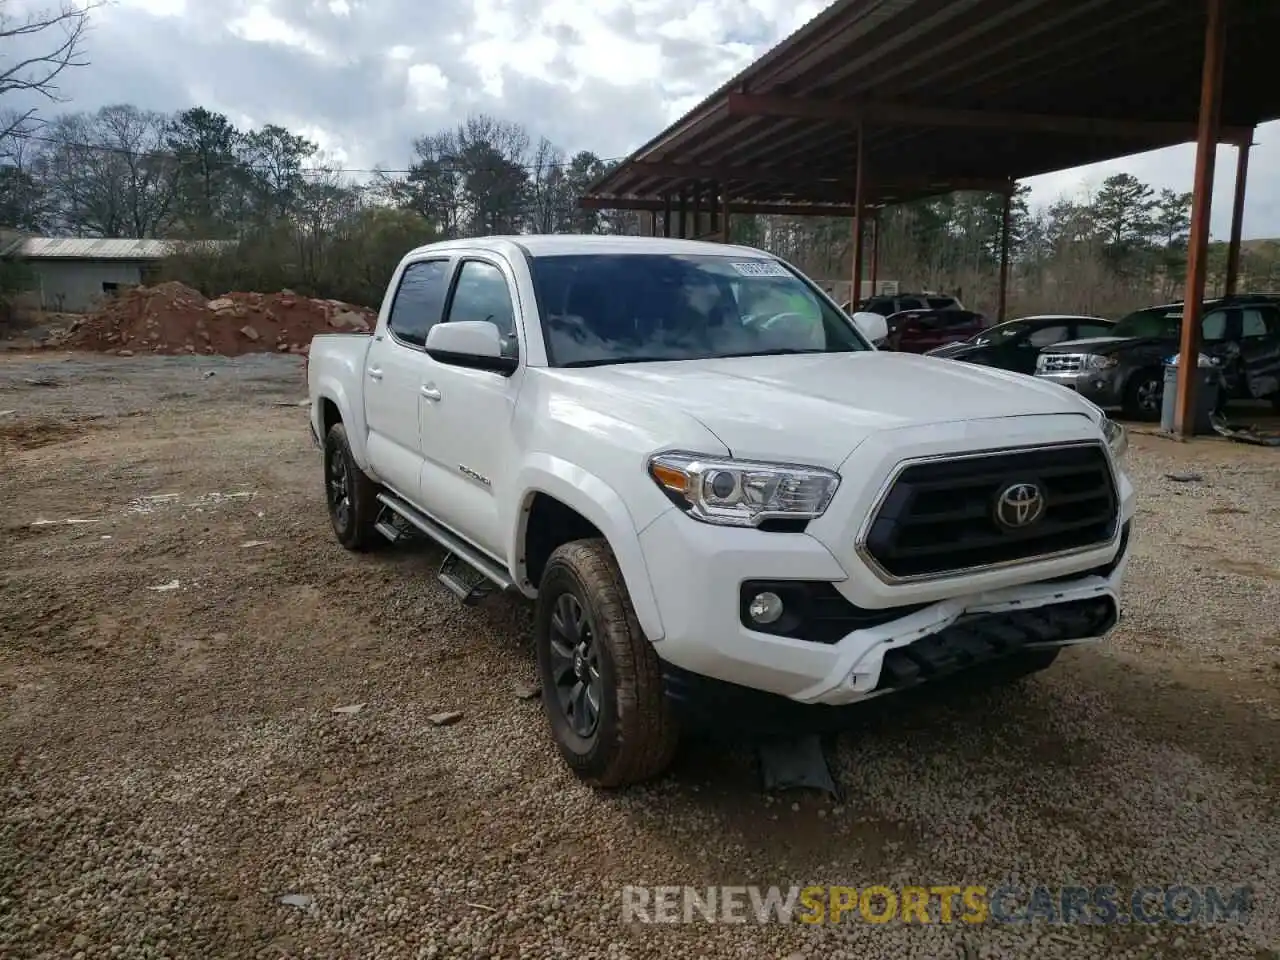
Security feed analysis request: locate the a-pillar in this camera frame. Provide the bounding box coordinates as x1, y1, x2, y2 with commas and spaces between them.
1174, 0, 1226, 438
1224, 134, 1252, 296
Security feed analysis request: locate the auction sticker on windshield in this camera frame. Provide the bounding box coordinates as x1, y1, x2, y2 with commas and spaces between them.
730, 261, 791, 278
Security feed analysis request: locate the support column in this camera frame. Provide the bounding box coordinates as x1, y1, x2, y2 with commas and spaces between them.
1174, 0, 1226, 438
996, 189, 1013, 323
677, 187, 688, 239
721, 190, 731, 243
663, 195, 672, 238
709, 180, 719, 237
1224, 135, 1252, 296
869, 210, 880, 294
691, 180, 703, 239
850, 123, 866, 305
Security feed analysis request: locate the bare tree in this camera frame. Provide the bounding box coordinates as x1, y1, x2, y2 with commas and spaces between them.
0, 1, 100, 141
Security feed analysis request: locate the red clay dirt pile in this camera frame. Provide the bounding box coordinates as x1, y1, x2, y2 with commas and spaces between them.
64, 281, 375, 357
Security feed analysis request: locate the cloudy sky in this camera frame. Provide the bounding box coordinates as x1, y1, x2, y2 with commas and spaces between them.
11, 0, 1280, 237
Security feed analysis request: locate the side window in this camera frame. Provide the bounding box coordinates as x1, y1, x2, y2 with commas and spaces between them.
1239, 308, 1269, 338
1027, 324, 1069, 347
445, 260, 518, 358
388, 259, 450, 347
897, 297, 924, 311
1076, 323, 1114, 339
1201, 310, 1228, 342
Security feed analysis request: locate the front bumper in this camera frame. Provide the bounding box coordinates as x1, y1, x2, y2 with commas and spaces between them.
636, 419, 1135, 708
1035, 368, 1125, 407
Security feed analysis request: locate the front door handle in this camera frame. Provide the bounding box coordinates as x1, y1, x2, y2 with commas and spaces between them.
367, 367, 383, 381
420, 385, 441, 401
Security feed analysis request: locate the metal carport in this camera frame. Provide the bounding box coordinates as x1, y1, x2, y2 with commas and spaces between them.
579, 0, 1280, 436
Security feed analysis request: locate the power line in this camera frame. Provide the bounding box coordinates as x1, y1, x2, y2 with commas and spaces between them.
0, 125, 627, 178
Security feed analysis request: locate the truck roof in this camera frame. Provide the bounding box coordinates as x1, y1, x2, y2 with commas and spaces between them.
404, 234, 774, 260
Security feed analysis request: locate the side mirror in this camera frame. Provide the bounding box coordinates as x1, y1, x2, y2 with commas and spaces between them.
424, 320, 517, 375
852, 311, 888, 344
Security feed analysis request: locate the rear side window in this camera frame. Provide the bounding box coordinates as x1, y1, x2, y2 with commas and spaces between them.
1240, 308, 1270, 338
897, 297, 924, 311
927, 297, 958, 310
1076, 323, 1114, 338
1027, 324, 1069, 347
388, 259, 451, 346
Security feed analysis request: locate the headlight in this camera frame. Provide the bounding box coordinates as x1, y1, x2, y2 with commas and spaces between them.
647, 452, 840, 527
1101, 416, 1127, 460
1085, 354, 1118, 370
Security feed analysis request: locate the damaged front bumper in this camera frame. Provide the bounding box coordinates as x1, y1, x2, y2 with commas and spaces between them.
658, 526, 1129, 731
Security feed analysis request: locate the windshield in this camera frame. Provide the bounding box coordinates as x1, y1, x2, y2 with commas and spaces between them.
528, 254, 870, 367
1111, 307, 1181, 339
965, 319, 1031, 345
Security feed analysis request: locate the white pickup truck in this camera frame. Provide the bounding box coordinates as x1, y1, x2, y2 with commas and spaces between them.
307, 235, 1134, 788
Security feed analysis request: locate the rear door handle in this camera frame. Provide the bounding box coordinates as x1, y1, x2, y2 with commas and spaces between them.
420, 385, 441, 401
367, 367, 383, 381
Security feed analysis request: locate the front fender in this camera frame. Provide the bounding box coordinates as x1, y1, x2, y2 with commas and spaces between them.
511, 454, 667, 643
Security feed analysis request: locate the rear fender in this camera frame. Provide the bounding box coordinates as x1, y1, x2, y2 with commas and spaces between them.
311, 375, 371, 472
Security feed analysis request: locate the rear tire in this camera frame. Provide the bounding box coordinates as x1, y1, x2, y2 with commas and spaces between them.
1122, 369, 1163, 422
323, 422, 381, 551
534, 539, 679, 788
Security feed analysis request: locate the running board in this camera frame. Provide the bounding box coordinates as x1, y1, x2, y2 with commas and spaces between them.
375, 492, 516, 597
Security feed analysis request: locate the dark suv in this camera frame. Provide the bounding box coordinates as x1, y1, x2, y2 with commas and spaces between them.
1033, 294, 1280, 420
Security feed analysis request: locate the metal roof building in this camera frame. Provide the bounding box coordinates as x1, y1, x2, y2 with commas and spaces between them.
14, 237, 233, 313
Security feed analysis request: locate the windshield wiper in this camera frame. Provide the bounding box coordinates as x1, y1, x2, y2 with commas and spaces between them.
560, 355, 688, 368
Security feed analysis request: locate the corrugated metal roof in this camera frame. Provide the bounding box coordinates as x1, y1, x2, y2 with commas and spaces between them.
18, 237, 235, 260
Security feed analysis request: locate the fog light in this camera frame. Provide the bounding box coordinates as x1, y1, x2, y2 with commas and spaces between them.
748, 591, 784, 625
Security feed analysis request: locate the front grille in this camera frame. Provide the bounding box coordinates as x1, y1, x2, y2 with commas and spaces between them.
1039, 353, 1084, 373
860, 442, 1119, 580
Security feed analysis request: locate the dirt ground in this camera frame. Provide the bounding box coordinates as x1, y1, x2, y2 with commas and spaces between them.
1, 351, 1278, 960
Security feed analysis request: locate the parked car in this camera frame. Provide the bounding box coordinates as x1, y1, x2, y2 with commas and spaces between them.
1034, 294, 1280, 420
880, 307, 989, 353
839, 292, 965, 315
307, 235, 1133, 787
926, 314, 1115, 374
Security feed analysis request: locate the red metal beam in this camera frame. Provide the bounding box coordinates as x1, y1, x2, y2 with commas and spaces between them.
1224, 136, 1252, 296
580, 197, 863, 217
725, 92, 1253, 144
1174, 0, 1226, 438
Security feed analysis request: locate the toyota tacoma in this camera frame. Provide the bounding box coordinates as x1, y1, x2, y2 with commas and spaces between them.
307, 236, 1134, 788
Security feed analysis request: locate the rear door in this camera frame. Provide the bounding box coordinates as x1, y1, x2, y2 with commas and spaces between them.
363, 256, 453, 499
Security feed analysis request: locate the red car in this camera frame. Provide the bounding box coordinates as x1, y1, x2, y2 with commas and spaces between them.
881, 308, 989, 353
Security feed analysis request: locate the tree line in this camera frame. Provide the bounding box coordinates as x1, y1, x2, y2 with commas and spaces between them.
0, 2, 1275, 318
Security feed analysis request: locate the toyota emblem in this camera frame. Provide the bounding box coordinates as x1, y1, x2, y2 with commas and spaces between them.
995, 482, 1046, 529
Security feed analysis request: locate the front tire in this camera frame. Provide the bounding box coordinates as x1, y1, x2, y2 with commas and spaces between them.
323, 422, 381, 551
534, 539, 679, 787
1122, 369, 1163, 421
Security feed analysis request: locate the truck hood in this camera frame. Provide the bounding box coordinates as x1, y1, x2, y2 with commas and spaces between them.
550, 352, 1094, 469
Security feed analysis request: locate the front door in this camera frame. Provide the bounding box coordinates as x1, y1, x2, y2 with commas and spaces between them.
416, 256, 525, 560
362, 257, 453, 499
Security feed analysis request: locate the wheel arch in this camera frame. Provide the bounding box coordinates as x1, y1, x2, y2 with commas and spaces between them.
511, 457, 666, 643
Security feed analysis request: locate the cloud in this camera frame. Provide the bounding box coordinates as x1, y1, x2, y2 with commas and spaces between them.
4, 0, 1278, 237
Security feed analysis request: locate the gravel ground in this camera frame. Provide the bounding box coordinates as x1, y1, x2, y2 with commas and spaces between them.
1, 351, 1278, 960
